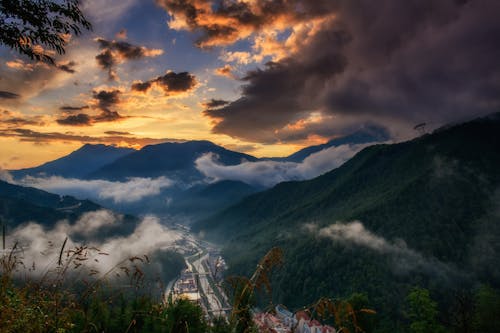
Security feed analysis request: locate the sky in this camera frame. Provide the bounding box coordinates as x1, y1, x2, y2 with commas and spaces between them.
1, 0, 499, 169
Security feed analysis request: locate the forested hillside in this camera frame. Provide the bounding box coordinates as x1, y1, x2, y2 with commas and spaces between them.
195, 114, 500, 330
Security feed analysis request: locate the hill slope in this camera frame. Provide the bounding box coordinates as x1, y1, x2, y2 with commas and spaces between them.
168, 180, 261, 219
195, 114, 500, 329
0, 180, 137, 237
11, 144, 134, 179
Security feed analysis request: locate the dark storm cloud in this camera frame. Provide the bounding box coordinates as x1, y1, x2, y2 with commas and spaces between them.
59, 105, 89, 112
3, 117, 42, 126
95, 49, 116, 80
131, 71, 197, 96
130, 81, 152, 92
94, 110, 123, 123
104, 131, 131, 136
90, 89, 125, 123
155, 72, 196, 92
0, 128, 179, 147
95, 38, 163, 81
56, 113, 92, 126
0, 91, 20, 99
57, 90, 125, 127
0, 110, 45, 127
206, 47, 349, 142
96, 39, 147, 59
197, 0, 500, 142
56, 61, 77, 74
92, 89, 121, 112
202, 99, 230, 109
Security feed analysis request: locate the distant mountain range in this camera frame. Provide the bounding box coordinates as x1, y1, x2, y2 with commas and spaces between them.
7, 130, 387, 218
12, 144, 134, 179
11, 128, 387, 182
193, 114, 500, 329
87, 140, 258, 181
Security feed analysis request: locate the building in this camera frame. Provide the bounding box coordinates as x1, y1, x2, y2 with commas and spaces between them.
253, 305, 336, 333
172, 269, 201, 304
254, 312, 292, 333
294, 311, 336, 333
275, 304, 297, 328
207, 250, 226, 281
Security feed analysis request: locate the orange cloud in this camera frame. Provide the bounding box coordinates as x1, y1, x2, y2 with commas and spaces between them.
0, 127, 183, 149
214, 65, 235, 78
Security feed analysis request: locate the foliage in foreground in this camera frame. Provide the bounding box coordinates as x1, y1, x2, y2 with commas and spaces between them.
2, 244, 498, 333
0, 0, 92, 63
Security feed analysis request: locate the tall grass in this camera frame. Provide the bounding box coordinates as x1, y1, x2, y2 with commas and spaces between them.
1, 242, 373, 333
0, 239, 184, 333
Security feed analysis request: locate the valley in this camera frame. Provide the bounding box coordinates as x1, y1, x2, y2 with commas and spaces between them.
1, 114, 500, 332
166, 223, 230, 319
1, 1, 499, 331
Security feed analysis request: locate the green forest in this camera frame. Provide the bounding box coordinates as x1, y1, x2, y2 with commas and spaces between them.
195, 116, 500, 332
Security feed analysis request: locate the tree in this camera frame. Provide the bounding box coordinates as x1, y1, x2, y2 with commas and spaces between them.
473, 285, 500, 333
447, 289, 474, 333
164, 297, 207, 333
210, 316, 232, 333
406, 287, 446, 333
0, 0, 91, 63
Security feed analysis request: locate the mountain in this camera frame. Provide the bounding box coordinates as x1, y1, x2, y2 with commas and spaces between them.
88, 140, 257, 181
271, 125, 390, 162
0, 180, 137, 237
194, 114, 500, 329
168, 180, 262, 219
11, 144, 134, 179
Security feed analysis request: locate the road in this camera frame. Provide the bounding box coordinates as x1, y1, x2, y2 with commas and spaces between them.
166, 225, 230, 318
191, 253, 228, 317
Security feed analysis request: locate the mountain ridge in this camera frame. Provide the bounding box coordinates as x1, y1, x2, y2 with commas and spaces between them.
87, 140, 258, 181
11, 144, 135, 179
193, 114, 500, 329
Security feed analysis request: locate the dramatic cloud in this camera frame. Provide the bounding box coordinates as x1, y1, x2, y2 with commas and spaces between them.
91, 89, 124, 123
0, 91, 20, 99
56, 61, 77, 73
56, 89, 124, 126
6, 58, 76, 74
104, 131, 132, 136
0, 127, 179, 148
9, 212, 183, 277
69, 210, 119, 236
20, 176, 173, 203
306, 221, 457, 277
131, 71, 197, 96
214, 64, 235, 78
163, 0, 500, 143
195, 143, 368, 187
95, 38, 163, 80
0, 110, 45, 127
59, 105, 89, 112
202, 99, 230, 109
93, 89, 121, 112
156, 0, 323, 48
220, 51, 253, 65
56, 113, 92, 126
308, 221, 399, 253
